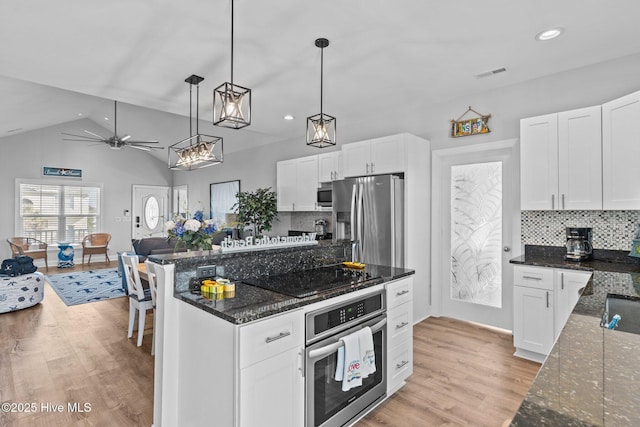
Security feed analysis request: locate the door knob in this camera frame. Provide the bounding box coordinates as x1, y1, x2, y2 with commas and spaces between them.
503, 246, 511, 252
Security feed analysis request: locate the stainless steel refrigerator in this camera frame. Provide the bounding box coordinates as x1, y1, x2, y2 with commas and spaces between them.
332, 174, 404, 267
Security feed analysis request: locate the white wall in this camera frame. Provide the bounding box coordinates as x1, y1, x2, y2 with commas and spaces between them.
0, 118, 172, 260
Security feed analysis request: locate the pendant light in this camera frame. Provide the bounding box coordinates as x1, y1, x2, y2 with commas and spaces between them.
307, 38, 336, 148
169, 74, 224, 170
213, 0, 251, 129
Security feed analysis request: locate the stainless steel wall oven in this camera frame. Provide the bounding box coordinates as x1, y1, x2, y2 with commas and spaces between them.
305, 291, 387, 427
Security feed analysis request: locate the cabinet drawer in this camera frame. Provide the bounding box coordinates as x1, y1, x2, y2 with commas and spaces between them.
386, 278, 412, 309
387, 302, 412, 348
387, 339, 413, 394
239, 310, 304, 369
514, 266, 554, 290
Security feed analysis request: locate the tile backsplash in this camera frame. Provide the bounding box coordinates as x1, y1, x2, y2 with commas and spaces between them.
521, 210, 640, 250
290, 211, 332, 233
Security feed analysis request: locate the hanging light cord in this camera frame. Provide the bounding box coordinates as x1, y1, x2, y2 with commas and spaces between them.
189, 83, 193, 137
230, 0, 234, 86
320, 44, 324, 115
188, 82, 201, 137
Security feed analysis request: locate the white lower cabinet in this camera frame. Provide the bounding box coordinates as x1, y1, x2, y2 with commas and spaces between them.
513, 265, 592, 362
386, 277, 413, 394
238, 309, 304, 427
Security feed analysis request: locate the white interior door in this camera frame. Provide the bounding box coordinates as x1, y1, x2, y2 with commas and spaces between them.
432, 140, 518, 330
132, 185, 170, 239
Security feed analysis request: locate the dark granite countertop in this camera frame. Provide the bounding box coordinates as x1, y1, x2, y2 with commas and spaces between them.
176, 263, 415, 324
510, 246, 640, 426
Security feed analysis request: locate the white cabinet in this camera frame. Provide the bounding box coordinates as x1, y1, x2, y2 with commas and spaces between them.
385, 277, 413, 394
318, 151, 342, 182
513, 266, 555, 361
554, 270, 591, 338
520, 106, 602, 210
276, 155, 319, 211
602, 90, 640, 209
238, 309, 304, 427
513, 265, 592, 362
342, 135, 406, 178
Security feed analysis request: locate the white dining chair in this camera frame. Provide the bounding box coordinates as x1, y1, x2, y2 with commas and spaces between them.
122, 254, 154, 347
144, 260, 159, 356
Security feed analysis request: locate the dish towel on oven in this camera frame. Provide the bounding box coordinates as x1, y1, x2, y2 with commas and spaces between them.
334, 330, 362, 391
358, 326, 376, 379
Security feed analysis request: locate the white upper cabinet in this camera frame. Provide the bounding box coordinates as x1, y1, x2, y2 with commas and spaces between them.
520, 106, 602, 210
276, 155, 319, 212
342, 135, 406, 178
602, 90, 640, 209
317, 151, 342, 182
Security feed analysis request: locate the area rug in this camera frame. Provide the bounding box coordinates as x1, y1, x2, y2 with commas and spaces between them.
46, 268, 126, 306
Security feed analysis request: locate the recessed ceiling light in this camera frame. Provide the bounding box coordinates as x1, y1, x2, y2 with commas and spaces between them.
535, 27, 564, 41
77, 113, 83, 116
104, 116, 109, 121
283, 114, 295, 121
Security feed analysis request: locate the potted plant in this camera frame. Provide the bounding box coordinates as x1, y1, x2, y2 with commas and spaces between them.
234, 187, 278, 238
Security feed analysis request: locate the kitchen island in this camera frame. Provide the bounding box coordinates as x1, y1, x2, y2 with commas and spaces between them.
510, 246, 640, 426
147, 242, 415, 427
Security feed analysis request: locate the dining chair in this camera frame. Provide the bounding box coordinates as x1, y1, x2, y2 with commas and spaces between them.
81, 233, 111, 265
144, 260, 159, 356
122, 254, 154, 347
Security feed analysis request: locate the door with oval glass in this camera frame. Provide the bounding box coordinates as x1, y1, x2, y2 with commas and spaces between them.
132, 185, 170, 239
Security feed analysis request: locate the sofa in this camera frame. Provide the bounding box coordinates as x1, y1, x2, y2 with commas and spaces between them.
0, 272, 45, 313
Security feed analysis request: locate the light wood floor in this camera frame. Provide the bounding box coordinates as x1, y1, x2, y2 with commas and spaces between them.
1, 262, 539, 426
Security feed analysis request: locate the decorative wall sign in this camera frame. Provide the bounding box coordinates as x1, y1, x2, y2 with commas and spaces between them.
220, 234, 318, 253
43, 166, 82, 178
450, 107, 491, 138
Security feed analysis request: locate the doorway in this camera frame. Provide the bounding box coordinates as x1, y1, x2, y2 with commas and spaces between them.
431, 139, 519, 330
132, 185, 170, 239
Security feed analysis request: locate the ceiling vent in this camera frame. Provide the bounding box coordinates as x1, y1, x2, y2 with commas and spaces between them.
475, 67, 507, 78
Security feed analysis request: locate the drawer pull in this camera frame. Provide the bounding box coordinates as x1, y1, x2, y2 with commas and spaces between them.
522, 275, 542, 281
396, 289, 410, 296
396, 360, 409, 369
396, 321, 409, 329
265, 331, 291, 343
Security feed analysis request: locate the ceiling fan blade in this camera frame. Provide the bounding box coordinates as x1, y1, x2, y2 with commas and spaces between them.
61, 132, 105, 141
121, 134, 131, 141
127, 144, 151, 151
126, 140, 161, 144
84, 130, 106, 139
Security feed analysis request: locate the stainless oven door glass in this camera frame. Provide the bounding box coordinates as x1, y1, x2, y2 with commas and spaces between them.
306, 315, 386, 427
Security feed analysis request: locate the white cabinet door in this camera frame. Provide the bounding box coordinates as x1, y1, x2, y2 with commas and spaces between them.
602, 90, 640, 209
277, 159, 297, 211
239, 347, 304, 427
342, 140, 370, 177
520, 114, 559, 210
558, 106, 602, 210
554, 270, 591, 338
513, 285, 554, 356
318, 151, 342, 182
370, 136, 405, 175
296, 155, 319, 211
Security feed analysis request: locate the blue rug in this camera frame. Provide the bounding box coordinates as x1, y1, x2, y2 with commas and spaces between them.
46, 268, 125, 306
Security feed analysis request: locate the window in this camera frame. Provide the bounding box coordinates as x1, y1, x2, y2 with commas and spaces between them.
17, 181, 102, 244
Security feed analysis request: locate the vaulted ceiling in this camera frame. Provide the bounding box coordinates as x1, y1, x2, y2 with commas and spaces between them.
2, 0, 640, 156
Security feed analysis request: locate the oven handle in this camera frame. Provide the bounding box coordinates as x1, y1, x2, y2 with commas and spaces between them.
307, 317, 387, 360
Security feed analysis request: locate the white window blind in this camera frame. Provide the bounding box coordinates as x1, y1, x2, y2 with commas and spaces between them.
18, 182, 101, 244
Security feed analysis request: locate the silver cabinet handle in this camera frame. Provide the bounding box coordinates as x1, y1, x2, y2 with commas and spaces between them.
292, 202, 295, 211
503, 246, 511, 252
562, 194, 565, 209
560, 272, 564, 290
366, 163, 370, 174
396, 360, 409, 369
396, 289, 410, 296
551, 194, 555, 210
265, 331, 291, 343
546, 291, 550, 308
522, 275, 542, 281
396, 321, 409, 329
371, 162, 375, 173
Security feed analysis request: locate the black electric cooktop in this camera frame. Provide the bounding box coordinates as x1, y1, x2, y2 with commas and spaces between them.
242, 265, 380, 298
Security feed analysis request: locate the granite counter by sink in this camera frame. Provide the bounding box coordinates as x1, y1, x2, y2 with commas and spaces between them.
510, 246, 640, 426
176, 263, 415, 324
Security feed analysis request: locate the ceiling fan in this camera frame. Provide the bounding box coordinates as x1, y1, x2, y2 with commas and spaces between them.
62, 100, 163, 151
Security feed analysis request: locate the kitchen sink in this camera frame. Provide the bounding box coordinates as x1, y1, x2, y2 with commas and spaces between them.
601, 293, 640, 335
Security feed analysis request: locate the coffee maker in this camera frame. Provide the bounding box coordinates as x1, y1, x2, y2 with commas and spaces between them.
565, 227, 593, 261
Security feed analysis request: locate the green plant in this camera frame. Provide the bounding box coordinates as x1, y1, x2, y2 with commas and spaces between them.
233, 187, 278, 238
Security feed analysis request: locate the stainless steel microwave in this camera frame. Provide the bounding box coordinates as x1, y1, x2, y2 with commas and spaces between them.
317, 186, 332, 207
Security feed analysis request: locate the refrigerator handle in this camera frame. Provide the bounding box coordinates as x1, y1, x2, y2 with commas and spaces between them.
350, 183, 358, 262
356, 181, 364, 262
